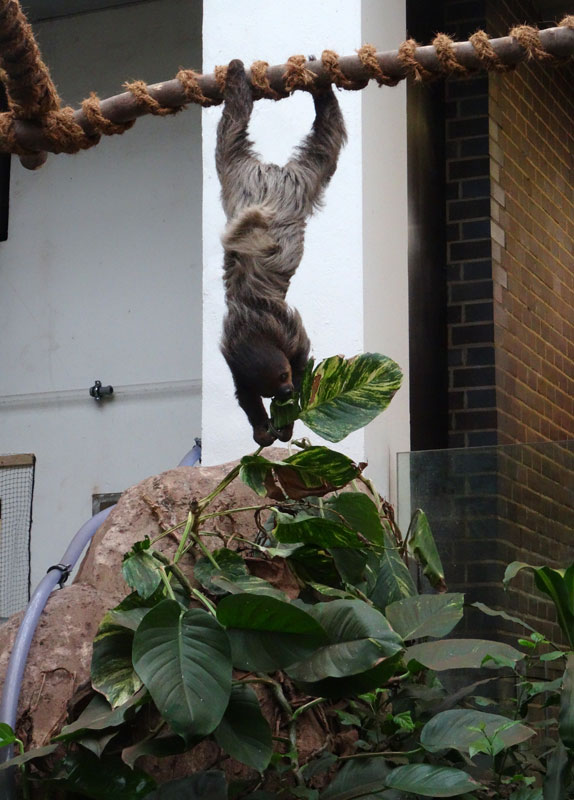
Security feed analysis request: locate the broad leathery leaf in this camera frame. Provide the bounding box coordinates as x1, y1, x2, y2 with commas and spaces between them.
214, 684, 272, 772
543, 740, 574, 800
559, 653, 574, 749
211, 574, 287, 601
216, 592, 327, 671
49, 751, 155, 799
385, 764, 482, 796
240, 447, 361, 499
471, 601, 540, 636
92, 609, 143, 708
133, 600, 232, 742
273, 510, 362, 549
0, 723, 16, 747
122, 549, 163, 599
194, 549, 248, 595
55, 692, 144, 741
142, 771, 228, 800
368, 532, 416, 611
406, 638, 524, 671
327, 493, 385, 546
299, 353, 403, 442
122, 735, 187, 769
407, 509, 446, 592
504, 561, 574, 647
421, 709, 534, 754
288, 599, 403, 682
385, 593, 464, 640
320, 756, 395, 799
0, 744, 59, 771
296, 652, 404, 700
509, 789, 542, 800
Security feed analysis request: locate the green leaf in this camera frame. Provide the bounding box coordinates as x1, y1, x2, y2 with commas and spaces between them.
0, 743, 59, 771
142, 771, 228, 799
421, 709, 534, 755
273, 509, 362, 549
504, 562, 574, 647
48, 751, 156, 799
385, 593, 464, 640
287, 599, 403, 682
0, 723, 17, 747
368, 533, 416, 611
214, 684, 272, 772
406, 639, 524, 671
216, 593, 327, 671
92, 602, 144, 708
407, 510, 446, 591
508, 788, 542, 800
194, 550, 249, 595
320, 756, 395, 798
133, 600, 232, 742
385, 764, 482, 797
471, 602, 540, 636
559, 653, 574, 749
327, 493, 385, 546
122, 549, 163, 599
55, 692, 144, 742
299, 353, 403, 442
122, 735, 187, 768
240, 447, 361, 499
294, 652, 404, 700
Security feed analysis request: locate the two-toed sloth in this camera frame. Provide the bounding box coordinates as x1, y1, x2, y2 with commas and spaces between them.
217, 59, 347, 446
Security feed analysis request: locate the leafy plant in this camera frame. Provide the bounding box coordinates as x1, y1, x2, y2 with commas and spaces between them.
2, 352, 573, 799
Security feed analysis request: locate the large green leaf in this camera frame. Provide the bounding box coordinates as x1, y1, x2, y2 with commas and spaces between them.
295, 652, 404, 699
194, 550, 249, 595
142, 771, 228, 799
273, 509, 362, 549
216, 593, 327, 671
48, 751, 156, 799
92, 601, 145, 708
385, 764, 482, 796
327, 493, 385, 546
299, 353, 403, 442
0, 743, 59, 771
421, 709, 534, 755
287, 599, 403, 682
504, 562, 574, 647
240, 447, 361, 499
407, 510, 446, 592
133, 600, 232, 742
368, 533, 416, 611
122, 545, 163, 599
406, 639, 524, 671
559, 653, 574, 750
122, 735, 187, 768
320, 756, 397, 798
385, 593, 464, 640
55, 692, 143, 742
471, 602, 540, 636
214, 684, 272, 772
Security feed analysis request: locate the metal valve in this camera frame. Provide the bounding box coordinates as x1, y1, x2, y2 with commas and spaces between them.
89, 380, 114, 401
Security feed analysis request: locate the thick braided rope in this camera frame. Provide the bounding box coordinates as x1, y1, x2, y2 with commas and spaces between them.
432, 33, 468, 76
321, 49, 368, 90
0, 0, 60, 118
124, 80, 182, 116
510, 22, 554, 61
177, 69, 220, 107
284, 54, 317, 92
82, 93, 135, 136
397, 38, 434, 82
356, 44, 399, 86
249, 61, 286, 100
469, 30, 514, 72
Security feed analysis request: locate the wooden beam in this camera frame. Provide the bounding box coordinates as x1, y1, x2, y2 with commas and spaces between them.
0, 453, 35, 467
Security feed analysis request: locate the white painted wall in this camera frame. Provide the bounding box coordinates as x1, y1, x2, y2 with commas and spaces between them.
0, 0, 203, 593
202, 0, 365, 467
361, 0, 410, 503
201, 0, 410, 502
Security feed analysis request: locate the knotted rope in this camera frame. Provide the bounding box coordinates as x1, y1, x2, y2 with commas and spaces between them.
0, 0, 572, 166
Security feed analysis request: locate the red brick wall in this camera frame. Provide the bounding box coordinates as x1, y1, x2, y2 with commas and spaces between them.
488, 0, 574, 444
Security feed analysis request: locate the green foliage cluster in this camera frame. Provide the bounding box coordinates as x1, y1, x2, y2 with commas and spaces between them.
2, 354, 574, 799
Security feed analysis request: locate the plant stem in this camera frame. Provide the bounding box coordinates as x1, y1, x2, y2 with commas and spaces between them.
158, 566, 176, 601
292, 697, 326, 720
339, 747, 423, 760
199, 504, 272, 521
173, 511, 194, 564
150, 519, 186, 545
196, 446, 263, 512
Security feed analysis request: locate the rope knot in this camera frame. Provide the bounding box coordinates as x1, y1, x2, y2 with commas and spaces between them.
283, 55, 317, 93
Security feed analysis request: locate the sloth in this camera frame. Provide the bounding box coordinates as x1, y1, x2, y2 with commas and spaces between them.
217, 59, 346, 446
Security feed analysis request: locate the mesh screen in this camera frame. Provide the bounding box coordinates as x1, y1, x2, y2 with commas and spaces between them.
0, 456, 35, 617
